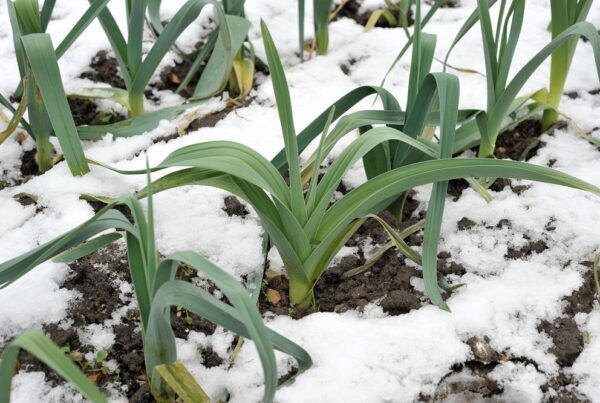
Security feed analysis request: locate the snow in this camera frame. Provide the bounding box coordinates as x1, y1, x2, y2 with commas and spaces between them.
1, 0, 600, 402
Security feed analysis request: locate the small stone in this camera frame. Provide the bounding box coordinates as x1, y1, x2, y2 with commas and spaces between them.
86, 373, 101, 385
266, 288, 281, 306
467, 336, 499, 364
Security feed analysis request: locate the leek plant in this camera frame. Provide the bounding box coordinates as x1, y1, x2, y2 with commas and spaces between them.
0, 174, 311, 403
82, 0, 250, 117
313, 0, 334, 55
0, 331, 108, 403
3, 0, 115, 175
298, 0, 334, 59
444, 0, 600, 161
541, 0, 594, 131
147, 0, 255, 100
95, 22, 600, 311
364, 0, 413, 33
223, 0, 256, 99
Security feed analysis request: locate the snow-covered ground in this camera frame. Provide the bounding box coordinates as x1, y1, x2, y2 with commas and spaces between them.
1, 0, 600, 402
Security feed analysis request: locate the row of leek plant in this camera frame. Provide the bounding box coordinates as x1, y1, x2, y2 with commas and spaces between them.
297, 0, 451, 59
382, 1, 600, 180
314, 0, 600, 289
0, 170, 311, 403
68, 0, 250, 116
90, 21, 600, 312
2, 4, 600, 401
0, 0, 251, 175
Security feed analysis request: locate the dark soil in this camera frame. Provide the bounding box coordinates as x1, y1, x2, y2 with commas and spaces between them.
152, 59, 203, 98
223, 195, 249, 217
494, 119, 544, 161
80, 51, 126, 90
182, 96, 254, 134
19, 149, 38, 178
68, 97, 126, 127
12, 244, 228, 402
422, 264, 597, 402
447, 119, 543, 201
505, 238, 548, 260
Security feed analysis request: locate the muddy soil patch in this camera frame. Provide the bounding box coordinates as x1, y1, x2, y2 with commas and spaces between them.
447, 119, 543, 201
80, 51, 126, 90
12, 243, 228, 402
68, 97, 126, 127
259, 192, 464, 318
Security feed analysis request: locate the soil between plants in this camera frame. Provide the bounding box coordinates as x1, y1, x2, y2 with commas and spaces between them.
4, 75, 592, 401
447, 119, 545, 201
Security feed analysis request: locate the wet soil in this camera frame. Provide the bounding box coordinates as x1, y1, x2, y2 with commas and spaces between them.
68, 97, 126, 127
152, 58, 203, 99
447, 119, 544, 201
12, 241, 229, 402
182, 96, 254, 134
259, 195, 458, 318
19, 150, 38, 178
80, 51, 127, 90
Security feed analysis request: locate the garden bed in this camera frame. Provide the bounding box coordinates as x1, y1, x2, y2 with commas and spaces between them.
1, 0, 600, 402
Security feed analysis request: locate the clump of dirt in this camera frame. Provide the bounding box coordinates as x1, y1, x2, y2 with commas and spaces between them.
223, 195, 249, 218
20, 150, 38, 178
80, 51, 126, 90
457, 217, 476, 231
538, 317, 583, 367
505, 238, 548, 260
68, 97, 126, 127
